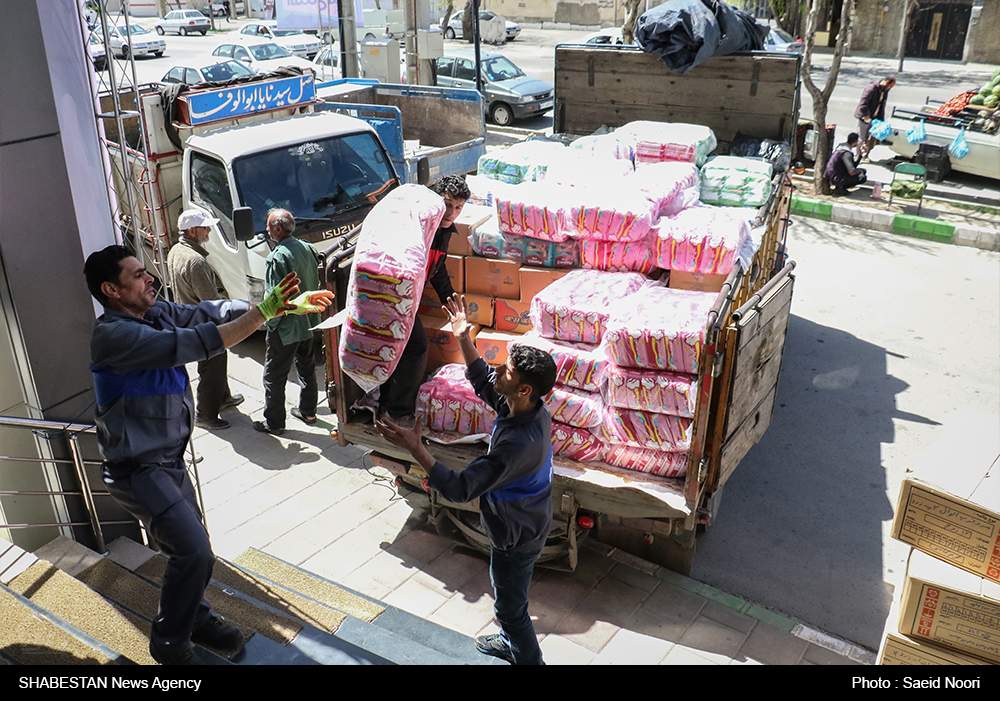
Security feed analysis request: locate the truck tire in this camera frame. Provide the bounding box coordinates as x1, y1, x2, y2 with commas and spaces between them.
490, 102, 514, 127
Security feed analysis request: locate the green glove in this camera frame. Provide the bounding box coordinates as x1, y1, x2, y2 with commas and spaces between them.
287, 290, 335, 315
257, 273, 298, 321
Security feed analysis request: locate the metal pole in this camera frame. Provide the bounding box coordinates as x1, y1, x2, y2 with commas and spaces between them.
472, 0, 483, 94
68, 433, 107, 554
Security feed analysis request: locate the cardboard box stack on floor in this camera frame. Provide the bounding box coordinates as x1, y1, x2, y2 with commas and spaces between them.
877, 469, 1000, 666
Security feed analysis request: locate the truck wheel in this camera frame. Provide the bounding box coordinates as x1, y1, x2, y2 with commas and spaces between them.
444, 27, 455, 40
155, 26, 164, 35
490, 102, 514, 127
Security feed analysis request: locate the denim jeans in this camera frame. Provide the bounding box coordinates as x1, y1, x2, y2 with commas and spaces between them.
490, 546, 544, 665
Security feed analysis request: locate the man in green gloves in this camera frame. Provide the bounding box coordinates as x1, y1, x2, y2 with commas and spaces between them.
85, 244, 331, 665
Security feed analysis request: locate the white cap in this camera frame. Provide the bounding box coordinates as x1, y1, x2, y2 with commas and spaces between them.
178, 209, 220, 231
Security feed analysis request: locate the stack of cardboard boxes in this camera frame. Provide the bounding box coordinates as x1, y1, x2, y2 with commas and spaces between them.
418, 203, 575, 370
878, 467, 1000, 666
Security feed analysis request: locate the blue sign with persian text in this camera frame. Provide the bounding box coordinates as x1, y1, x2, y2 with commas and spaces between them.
184, 73, 316, 125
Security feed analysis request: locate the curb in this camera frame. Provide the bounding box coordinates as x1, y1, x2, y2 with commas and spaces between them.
790, 196, 1000, 252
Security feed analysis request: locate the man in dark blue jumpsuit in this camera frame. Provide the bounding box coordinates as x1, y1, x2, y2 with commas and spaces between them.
85, 245, 330, 664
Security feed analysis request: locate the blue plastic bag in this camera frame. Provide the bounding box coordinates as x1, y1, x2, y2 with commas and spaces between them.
906, 120, 927, 145
948, 128, 969, 159
870, 119, 892, 142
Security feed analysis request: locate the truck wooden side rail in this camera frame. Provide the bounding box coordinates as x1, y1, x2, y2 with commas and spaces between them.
321, 47, 801, 574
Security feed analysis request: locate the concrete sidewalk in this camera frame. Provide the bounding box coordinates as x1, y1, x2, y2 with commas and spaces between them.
182, 342, 872, 666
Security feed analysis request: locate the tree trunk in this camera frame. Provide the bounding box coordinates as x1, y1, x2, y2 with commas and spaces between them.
802, 0, 854, 195
463, 0, 475, 43
441, 2, 454, 35
622, 0, 643, 45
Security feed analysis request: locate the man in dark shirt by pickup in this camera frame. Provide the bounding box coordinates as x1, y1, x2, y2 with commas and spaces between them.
377, 175, 471, 427
376, 294, 557, 665
824, 133, 868, 196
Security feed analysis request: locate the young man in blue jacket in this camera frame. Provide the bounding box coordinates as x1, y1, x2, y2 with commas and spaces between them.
376, 294, 557, 665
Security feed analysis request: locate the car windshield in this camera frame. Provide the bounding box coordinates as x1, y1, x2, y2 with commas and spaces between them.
88, 33, 102, 45
770, 28, 795, 43
272, 29, 304, 37
250, 43, 292, 60
128, 25, 150, 35
233, 133, 396, 232
201, 61, 255, 82
482, 56, 524, 82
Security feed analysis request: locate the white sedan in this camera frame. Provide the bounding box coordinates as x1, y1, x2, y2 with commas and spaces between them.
159, 57, 257, 87
104, 24, 166, 59
233, 22, 322, 59
212, 41, 315, 73
154, 10, 211, 36
441, 10, 520, 41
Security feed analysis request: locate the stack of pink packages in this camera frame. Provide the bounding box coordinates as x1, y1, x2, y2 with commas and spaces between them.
602, 364, 698, 418
655, 205, 751, 275
579, 232, 659, 274
599, 406, 692, 452
545, 385, 604, 428
603, 285, 717, 374
631, 162, 701, 217
530, 269, 648, 344
416, 364, 496, 435
567, 185, 659, 242
619, 121, 718, 167
603, 444, 689, 478
495, 182, 571, 242
511, 333, 607, 393
551, 423, 605, 462
340, 185, 444, 392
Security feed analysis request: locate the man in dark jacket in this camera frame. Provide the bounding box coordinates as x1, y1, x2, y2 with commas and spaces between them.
855, 76, 896, 158
377, 175, 471, 426
376, 294, 557, 665
825, 133, 868, 196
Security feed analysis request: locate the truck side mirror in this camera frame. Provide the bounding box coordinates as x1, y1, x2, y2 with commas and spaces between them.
233, 206, 256, 241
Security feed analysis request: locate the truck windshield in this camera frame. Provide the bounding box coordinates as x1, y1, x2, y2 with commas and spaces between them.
232, 132, 396, 234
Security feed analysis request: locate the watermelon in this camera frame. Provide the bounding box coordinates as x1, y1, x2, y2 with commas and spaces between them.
986, 96, 1000, 109
971, 94, 986, 106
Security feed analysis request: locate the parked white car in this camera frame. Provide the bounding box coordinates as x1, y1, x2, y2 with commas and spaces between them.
212, 41, 315, 73
159, 56, 257, 87
87, 31, 106, 71
104, 24, 166, 59
234, 22, 322, 59
579, 28, 629, 45
441, 10, 520, 42
154, 9, 211, 36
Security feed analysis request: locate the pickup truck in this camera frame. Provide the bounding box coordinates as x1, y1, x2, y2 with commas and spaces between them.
322, 47, 801, 575
887, 104, 1000, 181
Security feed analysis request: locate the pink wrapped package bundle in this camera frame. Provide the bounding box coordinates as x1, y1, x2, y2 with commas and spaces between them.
631, 162, 701, 217
512, 333, 607, 392
580, 232, 658, 274
602, 364, 698, 418
552, 422, 605, 462
620, 122, 718, 167
496, 183, 570, 242
529, 269, 648, 344
600, 405, 692, 452
340, 184, 445, 392
545, 385, 604, 428
604, 286, 716, 373
655, 205, 750, 275
603, 444, 689, 478
417, 364, 496, 435
568, 186, 658, 242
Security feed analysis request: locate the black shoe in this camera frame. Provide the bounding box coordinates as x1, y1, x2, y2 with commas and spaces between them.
191, 615, 244, 652
475, 634, 515, 664
220, 394, 245, 411
291, 407, 317, 425
253, 420, 284, 436
195, 416, 230, 430
149, 641, 205, 666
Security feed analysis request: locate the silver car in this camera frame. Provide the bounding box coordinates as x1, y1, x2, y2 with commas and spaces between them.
441, 10, 520, 42
105, 24, 166, 59
160, 57, 256, 87
435, 51, 552, 126
154, 10, 211, 36
235, 22, 322, 59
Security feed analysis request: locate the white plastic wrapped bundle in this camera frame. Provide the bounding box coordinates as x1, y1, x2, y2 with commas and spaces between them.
631, 161, 702, 217
529, 269, 648, 344
545, 385, 604, 428
417, 364, 496, 435
465, 174, 516, 207
579, 231, 659, 274
603, 285, 717, 373
543, 149, 635, 188
619, 121, 718, 167
340, 185, 444, 392
477, 141, 566, 184
599, 405, 693, 451
699, 156, 773, 207
569, 132, 636, 162
567, 185, 659, 242
495, 182, 571, 242
603, 445, 689, 478
655, 205, 751, 275
511, 332, 607, 392
602, 364, 698, 418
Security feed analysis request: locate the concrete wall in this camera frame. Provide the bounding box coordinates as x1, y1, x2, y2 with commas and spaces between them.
967, 1, 999, 64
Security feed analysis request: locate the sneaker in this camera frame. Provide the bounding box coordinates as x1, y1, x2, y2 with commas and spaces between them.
475, 634, 514, 664
291, 407, 317, 425
195, 417, 230, 430
220, 394, 245, 411
252, 421, 284, 436
191, 615, 244, 652
149, 641, 205, 666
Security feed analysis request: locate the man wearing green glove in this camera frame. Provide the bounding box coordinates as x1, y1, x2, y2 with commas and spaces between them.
255, 208, 324, 435
85, 244, 331, 665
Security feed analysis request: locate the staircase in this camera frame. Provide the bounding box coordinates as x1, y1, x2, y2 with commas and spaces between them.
0, 536, 502, 666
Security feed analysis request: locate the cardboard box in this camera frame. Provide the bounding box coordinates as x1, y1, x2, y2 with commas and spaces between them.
493, 298, 532, 334
464, 256, 521, 300
475, 329, 521, 367
448, 232, 474, 257
519, 266, 573, 303
453, 204, 494, 240
422, 314, 479, 371
418, 285, 447, 318
668, 269, 728, 294
897, 548, 1000, 663
445, 254, 465, 293
878, 596, 989, 665
892, 478, 1000, 583
464, 294, 494, 326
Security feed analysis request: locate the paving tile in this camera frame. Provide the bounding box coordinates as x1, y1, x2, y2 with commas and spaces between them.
551, 601, 622, 653
677, 612, 751, 661
576, 573, 647, 627
416, 545, 490, 597
590, 627, 674, 665
699, 599, 757, 634
639, 583, 707, 638
738, 621, 809, 665
660, 644, 722, 665
801, 641, 864, 665
539, 632, 597, 665
428, 583, 498, 638
301, 533, 381, 583
382, 576, 453, 620
340, 549, 422, 601
607, 560, 661, 594
381, 523, 454, 571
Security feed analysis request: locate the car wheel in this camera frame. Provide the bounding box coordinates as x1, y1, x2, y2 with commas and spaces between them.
179, 27, 187, 36
121, 46, 130, 59
444, 27, 455, 40
200, 30, 207, 36
153, 51, 163, 57
155, 26, 164, 35
490, 102, 514, 127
